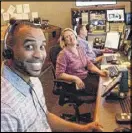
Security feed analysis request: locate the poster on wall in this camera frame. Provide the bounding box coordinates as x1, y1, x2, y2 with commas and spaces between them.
23, 4, 30, 13
3, 12, 10, 21
7, 5, 15, 15
16, 4, 23, 13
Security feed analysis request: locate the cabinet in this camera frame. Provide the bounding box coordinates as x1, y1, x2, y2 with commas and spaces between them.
89, 10, 106, 33
71, 4, 125, 33
41, 25, 61, 71
71, 5, 125, 49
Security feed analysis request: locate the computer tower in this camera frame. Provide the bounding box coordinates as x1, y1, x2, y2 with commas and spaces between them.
119, 68, 128, 92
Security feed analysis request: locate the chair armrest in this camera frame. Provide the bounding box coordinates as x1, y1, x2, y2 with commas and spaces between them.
53, 79, 73, 84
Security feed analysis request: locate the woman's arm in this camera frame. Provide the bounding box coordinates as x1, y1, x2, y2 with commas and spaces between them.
58, 73, 85, 89
88, 63, 108, 77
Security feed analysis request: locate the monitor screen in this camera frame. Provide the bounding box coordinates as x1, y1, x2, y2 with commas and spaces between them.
76, 0, 116, 6
102, 73, 122, 97
107, 9, 125, 22
104, 31, 120, 50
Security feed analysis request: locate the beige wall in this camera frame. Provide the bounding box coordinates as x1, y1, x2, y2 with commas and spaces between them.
1, 1, 131, 29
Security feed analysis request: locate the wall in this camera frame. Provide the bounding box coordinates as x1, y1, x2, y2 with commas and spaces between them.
1, 1, 131, 29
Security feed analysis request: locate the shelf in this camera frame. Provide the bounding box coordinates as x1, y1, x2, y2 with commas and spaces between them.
90, 25, 106, 26
88, 32, 106, 35
90, 19, 106, 20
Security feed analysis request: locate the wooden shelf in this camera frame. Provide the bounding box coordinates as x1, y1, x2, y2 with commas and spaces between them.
71, 4, 125, 11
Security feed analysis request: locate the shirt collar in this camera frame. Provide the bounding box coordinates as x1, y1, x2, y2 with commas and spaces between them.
3, 65, 31, 97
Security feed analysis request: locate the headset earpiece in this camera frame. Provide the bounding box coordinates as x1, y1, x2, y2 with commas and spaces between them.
2, 48, 13, 59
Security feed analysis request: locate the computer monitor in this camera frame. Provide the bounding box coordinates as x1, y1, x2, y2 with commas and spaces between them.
107, 9, 125, 22
102, 73, 122, 97
104, 31, 121, 50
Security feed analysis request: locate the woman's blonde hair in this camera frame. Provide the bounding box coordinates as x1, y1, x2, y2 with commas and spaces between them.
60, 28, 77, 48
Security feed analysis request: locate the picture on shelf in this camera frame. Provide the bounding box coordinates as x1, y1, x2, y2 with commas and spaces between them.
107, 9, 125, 22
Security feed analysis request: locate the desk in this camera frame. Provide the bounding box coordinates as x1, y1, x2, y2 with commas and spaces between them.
94, 53, 131, 132
94, 77, 131, 132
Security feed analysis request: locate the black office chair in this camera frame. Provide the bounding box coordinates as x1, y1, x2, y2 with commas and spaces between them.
49, 45, 96, 123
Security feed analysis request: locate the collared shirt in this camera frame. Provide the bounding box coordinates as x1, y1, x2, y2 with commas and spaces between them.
77, 37, 102, 62
1, 65, 51, 132
56, 46, 93, 79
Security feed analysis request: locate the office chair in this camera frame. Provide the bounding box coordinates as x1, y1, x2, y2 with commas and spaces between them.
49, 45, 96, 123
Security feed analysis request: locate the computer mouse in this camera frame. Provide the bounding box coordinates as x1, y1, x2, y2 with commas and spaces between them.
113, 126, 131, 132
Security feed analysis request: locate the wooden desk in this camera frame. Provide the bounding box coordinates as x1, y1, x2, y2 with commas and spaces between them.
94, 53, 131, 132
94, 77, 131, 132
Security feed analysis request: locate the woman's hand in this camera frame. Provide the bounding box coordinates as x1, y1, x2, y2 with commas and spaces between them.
74, 76, 85, 90
96, 56, 104, 63
100, 70, 109, 77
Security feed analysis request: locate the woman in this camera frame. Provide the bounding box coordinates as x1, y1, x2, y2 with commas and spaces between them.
56, 28, 108, 95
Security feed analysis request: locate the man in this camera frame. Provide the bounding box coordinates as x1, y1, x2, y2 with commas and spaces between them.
1, 19, 103, 132
76, 25, 111, 64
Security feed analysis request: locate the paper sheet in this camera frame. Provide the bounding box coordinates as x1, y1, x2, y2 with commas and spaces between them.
23, 4, 30, 13
82, 12, 88, 25
11, 13, 17, 19
22, 13, 29, 20
1, 9, 4, 14
7, 5, 15, 15
16, 13, 23, 20
3, 12, 10, 21
105, 32, 120, 49
16, 4, 23, 13
32, 12, 38, 19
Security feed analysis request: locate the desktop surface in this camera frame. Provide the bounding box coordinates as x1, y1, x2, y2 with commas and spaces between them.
94, 77, 131, 132
94, 52, 131, 132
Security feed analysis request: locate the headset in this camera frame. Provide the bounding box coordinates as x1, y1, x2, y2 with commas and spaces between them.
3, 19, 41, 60
2, 25, 14, 59
2, 19, 30, 60
2, 20, 19, 60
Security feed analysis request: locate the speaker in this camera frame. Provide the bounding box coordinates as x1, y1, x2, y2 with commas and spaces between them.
2, 48, 13, 59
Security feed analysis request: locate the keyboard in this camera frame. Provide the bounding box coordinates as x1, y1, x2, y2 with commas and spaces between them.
107, 66, 119, 78
106, 55, 117, 62
120, 97, 131, 113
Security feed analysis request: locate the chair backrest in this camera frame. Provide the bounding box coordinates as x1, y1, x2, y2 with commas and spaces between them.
49, 45, 63, 95
49, 45, 62, 69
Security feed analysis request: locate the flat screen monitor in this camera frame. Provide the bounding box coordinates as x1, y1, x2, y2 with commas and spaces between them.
76, 0, 116, 6
107, 9, 125, 22
102, 73, 122, 97
104, 31, 120, 50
